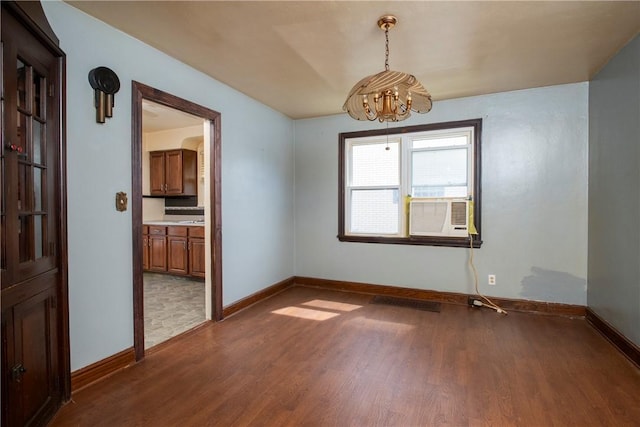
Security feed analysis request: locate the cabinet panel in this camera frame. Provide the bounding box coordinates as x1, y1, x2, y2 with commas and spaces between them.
188, 226, 204, 238
189, 237, 205, 278
148, 226, 166, 235
148, 236, 167, 272
167, 236, 188, 275
149, 152, 165, 195
2, 284, 59, 427
164, 150, 184, 195
167, 226, 188, 237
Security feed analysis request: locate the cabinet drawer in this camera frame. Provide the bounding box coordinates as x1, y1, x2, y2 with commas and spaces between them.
149, 226, 166, 235
142, 225, 149, 234
188, 227, 204, 238
167, 226, 188, 237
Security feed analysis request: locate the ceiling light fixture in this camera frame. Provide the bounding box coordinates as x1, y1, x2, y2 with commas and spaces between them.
343, 15, 432, 122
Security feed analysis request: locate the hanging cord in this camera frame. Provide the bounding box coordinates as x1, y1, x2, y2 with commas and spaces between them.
385, 121, 390, 150
468, 234, 507, 315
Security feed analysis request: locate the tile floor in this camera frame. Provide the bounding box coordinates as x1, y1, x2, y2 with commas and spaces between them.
143, 272, 205, 349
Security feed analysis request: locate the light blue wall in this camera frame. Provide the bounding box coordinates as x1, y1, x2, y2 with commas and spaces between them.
294, 84, 589, 305
41, 0, 618, 371
42, 2, 295, 371
588, 35, 640, 346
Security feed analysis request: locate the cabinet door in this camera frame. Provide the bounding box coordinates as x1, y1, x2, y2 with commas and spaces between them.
149, 152, 166, 195
2, 4, 67, 426
164, 150, 184, 195
2, 285, 59, 427
189, 238, 206, 278
167, 236, 188, 275
148, 236, 167, 272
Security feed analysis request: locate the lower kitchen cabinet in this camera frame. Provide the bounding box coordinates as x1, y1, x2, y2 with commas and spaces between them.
143, 224, 204, 279
188, 226, 205, 278
148, 226, 168, 272
167, 226, 189, 276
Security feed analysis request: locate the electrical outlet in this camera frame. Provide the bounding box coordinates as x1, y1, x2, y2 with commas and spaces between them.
488, 274, 496, 285
468, 296, 483, 307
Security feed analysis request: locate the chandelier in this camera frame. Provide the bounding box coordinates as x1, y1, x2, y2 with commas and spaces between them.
343, 15, 432, 122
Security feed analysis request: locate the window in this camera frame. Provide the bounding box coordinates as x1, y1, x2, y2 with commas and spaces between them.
338, 119, 482, 248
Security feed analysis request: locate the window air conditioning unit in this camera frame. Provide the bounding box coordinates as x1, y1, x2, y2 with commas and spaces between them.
409, 198, 469, 237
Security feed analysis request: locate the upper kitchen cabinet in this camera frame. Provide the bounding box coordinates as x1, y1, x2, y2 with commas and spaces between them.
150, 149, 197, 196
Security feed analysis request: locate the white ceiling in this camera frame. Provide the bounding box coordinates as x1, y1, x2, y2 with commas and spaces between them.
142, 100, 203, 132
68, 1, 640, 120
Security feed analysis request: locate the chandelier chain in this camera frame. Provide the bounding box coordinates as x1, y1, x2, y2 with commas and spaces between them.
384, 27, 390, 71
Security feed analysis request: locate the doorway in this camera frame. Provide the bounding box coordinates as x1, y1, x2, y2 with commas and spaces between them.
141, 100, 206, 349
131, 82, 222, 361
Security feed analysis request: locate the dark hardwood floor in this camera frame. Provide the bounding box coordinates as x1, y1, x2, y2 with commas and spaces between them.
51, 286, 640, 426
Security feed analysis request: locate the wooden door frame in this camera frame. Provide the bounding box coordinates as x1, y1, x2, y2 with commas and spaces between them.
131, 82, 222, 361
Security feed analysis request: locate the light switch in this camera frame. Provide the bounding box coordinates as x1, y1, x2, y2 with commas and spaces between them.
115, 192, 128, 212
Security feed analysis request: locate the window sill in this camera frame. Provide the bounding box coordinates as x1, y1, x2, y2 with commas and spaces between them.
337, 234, 482, 248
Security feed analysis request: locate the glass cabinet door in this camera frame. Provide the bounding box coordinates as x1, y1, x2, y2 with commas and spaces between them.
2, 55, 56, 287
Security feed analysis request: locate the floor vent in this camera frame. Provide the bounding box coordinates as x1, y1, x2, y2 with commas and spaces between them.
370, 296, 441, 313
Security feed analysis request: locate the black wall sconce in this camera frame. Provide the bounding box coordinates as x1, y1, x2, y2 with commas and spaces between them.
88, 66, 120, 123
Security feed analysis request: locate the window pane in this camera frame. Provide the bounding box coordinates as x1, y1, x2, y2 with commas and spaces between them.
19, 215, 30, 262
412, 185, 468, 198
33, 167, 42, 211
33, 120, 43, 164
413, 135, 468, 149
34, 214, 43, 259
17, 112, 27, 156
350, 189, 399, 234
17, 59, 27, 110
18, 163, 28, 212
33, 74, 44, 118
411, 148, 468, 197
351, 142, 399, 186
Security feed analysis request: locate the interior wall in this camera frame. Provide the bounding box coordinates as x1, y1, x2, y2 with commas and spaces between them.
294, 83, 589, 305
588, 35, 640, 346
142, 199, 164, 222
43, 1, 295, 371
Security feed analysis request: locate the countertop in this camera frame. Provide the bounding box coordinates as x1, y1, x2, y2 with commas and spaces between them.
144, 220, 204, 227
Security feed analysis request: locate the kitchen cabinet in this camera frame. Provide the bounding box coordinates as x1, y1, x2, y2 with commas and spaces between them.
149, 149, 197, 196
148, 226, 167, 272
143, 224, 204, 279
167, 226, 189, 276
2, 3, 69, 424
188, 227, 205, 278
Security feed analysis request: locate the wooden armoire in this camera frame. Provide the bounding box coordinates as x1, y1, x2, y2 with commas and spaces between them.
1, 1, 70, 425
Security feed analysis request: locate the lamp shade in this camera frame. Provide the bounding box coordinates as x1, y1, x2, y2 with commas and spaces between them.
343, 70, 432, 122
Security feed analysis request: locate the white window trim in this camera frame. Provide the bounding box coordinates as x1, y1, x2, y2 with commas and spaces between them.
345, 136, 403, 237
